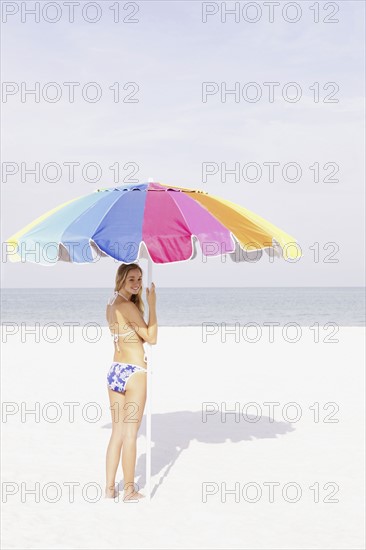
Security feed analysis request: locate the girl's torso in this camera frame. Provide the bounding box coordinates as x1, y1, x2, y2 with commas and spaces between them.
106, 300, 147, 368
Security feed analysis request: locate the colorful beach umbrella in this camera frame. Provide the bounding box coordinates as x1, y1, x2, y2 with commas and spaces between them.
4, 180, 301, 501
5, 181, 300, 265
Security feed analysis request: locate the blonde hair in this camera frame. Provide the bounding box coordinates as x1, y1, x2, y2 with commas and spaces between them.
114, 263, 144, 316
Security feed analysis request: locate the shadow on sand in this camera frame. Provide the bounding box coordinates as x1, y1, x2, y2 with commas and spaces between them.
103, 410, 295, 499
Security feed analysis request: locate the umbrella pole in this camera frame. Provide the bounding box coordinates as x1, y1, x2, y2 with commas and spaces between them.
145, 256, 152, 501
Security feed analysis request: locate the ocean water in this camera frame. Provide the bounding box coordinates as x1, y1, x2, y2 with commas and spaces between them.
1, 287, 365, 326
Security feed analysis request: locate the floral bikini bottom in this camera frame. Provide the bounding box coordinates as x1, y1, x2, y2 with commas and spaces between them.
107, 362, 147, 393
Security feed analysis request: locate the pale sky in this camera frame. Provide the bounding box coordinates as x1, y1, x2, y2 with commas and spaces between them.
1, 0, 365, 287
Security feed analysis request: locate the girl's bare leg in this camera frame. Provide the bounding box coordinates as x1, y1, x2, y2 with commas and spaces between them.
121, 371, 147, 500
105, 387, 126, 498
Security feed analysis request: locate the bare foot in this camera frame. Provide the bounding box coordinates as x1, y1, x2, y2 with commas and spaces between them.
123, 490, 145, 501
105, 486, 118, 498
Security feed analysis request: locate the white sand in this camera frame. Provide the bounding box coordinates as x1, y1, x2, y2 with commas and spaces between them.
1, 326, 365, 550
